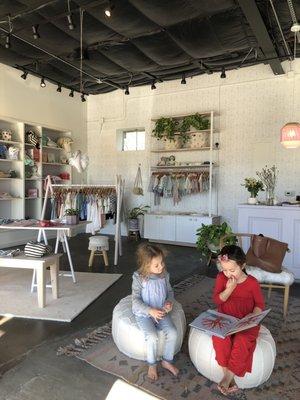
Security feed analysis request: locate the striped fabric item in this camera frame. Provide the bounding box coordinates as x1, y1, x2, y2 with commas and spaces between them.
25, 130, 40, 149
24, 241, 52, 258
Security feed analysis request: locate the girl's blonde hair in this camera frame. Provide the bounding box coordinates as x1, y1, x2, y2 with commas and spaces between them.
136, 243, 167, 277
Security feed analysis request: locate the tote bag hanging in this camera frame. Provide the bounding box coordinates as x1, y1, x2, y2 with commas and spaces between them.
132, 164, 143, 195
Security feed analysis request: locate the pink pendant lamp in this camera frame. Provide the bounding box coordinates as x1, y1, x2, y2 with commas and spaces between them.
280, 123, 300, 149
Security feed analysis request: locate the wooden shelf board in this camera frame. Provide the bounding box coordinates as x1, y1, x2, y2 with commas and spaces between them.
151, 147, 219, 153
151, 112, 216, 121
0, 177, 22, 180
25, 197, 41, 200
151, 164, 217, 169
42, 162, 70, 166
0, 158, 21, 162
0, 197, 22, 201
43, 146, 64, 150
0, 139, 21, 145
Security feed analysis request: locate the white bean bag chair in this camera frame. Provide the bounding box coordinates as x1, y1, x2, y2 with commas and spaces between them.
106, 379, 160, 400
112, 295, 186, 361
188, 325, 276, 389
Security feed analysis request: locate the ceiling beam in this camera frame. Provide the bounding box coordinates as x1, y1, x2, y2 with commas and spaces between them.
238, 0, 285, 75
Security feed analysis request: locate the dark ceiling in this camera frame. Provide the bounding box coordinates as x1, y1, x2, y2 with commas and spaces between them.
0, 0, 299, 95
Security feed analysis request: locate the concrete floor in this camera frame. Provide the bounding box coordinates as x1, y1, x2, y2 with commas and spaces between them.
0, 234, 205, 399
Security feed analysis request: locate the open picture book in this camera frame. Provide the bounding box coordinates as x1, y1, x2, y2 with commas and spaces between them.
189, 309, 271, 339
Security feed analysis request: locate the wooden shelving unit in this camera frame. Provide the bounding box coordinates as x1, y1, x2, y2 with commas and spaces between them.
0, 116, 72, 220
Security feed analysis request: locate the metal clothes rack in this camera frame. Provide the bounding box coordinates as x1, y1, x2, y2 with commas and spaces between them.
50, 177, 125, 266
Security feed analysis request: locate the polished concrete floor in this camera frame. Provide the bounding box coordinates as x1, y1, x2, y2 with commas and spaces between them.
0, 234, 299, 399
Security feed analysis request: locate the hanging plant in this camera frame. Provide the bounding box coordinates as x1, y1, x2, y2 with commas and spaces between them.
152, 117, 178, 142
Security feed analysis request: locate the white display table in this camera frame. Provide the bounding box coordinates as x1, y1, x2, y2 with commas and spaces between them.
237, 204, 300, 279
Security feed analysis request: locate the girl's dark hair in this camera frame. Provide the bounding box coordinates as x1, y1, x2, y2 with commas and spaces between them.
220, 245, 246, 267
136, 243, 167, 277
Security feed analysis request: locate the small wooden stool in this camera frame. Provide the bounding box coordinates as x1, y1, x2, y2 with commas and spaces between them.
128, 230, 141, 241
88, 235, 109, 268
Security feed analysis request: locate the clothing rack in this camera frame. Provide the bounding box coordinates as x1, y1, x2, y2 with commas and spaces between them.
41, 176, 125, 265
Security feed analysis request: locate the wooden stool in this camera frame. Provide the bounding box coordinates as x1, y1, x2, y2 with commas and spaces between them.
128, 230, 141, 241
88, 235, 109, 268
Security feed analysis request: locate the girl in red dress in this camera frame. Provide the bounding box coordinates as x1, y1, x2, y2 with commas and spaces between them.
213, 245, 265, 395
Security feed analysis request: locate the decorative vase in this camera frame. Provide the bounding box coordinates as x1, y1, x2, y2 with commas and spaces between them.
265, 187, 275, 206
247, 197, 258, 205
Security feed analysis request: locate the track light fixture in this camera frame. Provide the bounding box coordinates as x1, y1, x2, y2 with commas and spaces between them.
104, 1, 115, 18
21, 71, 28, 80
5, 34, 10, 49
69, 89, 74, 97
124, 85, 130, 95
181, 73, 186, 84
57, 84, 62, 92
151, 80, 156, 90
81, 93, 86, 102
32, 25, 40, 40
40, 77, 46, 88
220, 67, 226, 79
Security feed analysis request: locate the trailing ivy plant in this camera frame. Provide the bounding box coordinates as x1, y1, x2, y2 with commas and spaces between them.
152, 117, 178, 142
196, 222, 237, 257
180, 113, 210, 132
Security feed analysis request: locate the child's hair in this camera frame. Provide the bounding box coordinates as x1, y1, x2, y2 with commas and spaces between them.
219, 245, 246, 268
136, 243, 167, 277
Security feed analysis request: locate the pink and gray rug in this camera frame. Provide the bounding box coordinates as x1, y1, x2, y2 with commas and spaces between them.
58, 275, 300, 399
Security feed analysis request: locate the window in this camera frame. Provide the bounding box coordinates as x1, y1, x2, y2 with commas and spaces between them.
122, 129, 145, 151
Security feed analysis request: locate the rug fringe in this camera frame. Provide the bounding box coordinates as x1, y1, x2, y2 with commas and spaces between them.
57, 322, 112, 356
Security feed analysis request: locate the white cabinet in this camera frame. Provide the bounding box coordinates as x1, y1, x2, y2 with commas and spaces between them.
144, 213, 220, 246
144, 214, 176, 241
237, 204, 300, 279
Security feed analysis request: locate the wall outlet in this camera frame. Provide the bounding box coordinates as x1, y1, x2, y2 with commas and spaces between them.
285, 190, 295, 197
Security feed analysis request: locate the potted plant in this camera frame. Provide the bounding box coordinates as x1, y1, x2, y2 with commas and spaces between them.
256, 165, 278, 206
152, 117, 177, 142
241, 177, 264, 205
196, 222, 236, 258
128, 205, 150, 231
65, 208, 79, 225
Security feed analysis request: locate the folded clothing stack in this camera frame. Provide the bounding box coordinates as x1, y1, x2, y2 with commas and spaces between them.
25, 241, 52, 258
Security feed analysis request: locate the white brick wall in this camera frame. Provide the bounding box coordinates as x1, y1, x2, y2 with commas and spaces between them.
86, 60, 300, 231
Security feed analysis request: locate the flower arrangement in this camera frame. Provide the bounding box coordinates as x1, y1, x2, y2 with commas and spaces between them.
241, 178, 264, 198
256, 165, 278, 205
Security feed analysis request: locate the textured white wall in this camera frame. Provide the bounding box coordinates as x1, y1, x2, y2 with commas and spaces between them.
87, 61, 300, 231
0, 63, 87, 183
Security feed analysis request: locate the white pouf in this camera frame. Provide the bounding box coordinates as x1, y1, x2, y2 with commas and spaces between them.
88, 235, 109, 251
112, 295, 186, 361
188, 325, 276, 389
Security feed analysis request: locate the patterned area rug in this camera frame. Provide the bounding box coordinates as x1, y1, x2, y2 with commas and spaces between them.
58, 275, 300, 399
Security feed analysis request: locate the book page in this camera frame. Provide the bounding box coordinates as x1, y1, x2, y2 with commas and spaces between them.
189, 310, 238, 338
228, 309, 271, 335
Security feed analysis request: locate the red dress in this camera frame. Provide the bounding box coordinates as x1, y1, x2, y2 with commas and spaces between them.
212, 272, 265, 377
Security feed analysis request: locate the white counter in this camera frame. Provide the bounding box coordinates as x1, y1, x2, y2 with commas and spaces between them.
237, 204, 300, 279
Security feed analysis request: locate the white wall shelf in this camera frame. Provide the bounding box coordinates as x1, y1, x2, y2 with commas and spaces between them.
0, 116, 72, 220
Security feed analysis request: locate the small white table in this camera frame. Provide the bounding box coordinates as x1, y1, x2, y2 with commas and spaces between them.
0, 253, 61, 308
0, 221, 90, 285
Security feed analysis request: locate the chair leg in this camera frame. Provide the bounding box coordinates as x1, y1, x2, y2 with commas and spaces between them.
267, 285, 272, 299
283, 285, 290, 319
88, 250, 95, 268
102, 250, 109, 267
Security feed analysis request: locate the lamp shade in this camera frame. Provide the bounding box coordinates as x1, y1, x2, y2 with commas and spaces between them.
280, 122, 300, 149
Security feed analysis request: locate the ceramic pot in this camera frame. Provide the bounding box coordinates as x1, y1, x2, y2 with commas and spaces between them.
128, 218, 139, 231
247, 197, 258, 205
66, 215, 79, 225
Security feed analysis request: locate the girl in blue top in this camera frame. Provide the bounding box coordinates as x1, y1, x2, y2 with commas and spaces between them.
132, 243, 179, 381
